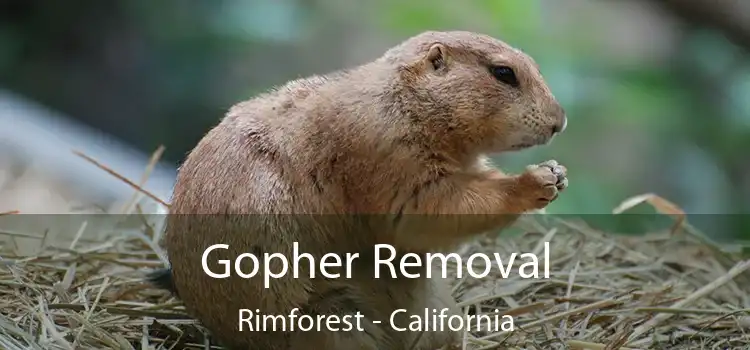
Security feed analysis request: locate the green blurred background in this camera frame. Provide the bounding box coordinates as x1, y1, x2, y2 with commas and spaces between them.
1, 0, 749, 241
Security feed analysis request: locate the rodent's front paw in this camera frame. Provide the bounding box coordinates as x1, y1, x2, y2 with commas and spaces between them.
517, 159, 567, 209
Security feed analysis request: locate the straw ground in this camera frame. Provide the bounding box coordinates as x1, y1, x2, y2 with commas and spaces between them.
1, 152, 749, 349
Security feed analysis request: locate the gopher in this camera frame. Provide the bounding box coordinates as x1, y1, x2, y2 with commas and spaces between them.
149, 30, 568, 350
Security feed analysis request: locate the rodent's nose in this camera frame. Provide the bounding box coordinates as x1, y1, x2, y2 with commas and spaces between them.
551, 103, 567, 135
552, 116, 567, 134
550, 114, 567, 136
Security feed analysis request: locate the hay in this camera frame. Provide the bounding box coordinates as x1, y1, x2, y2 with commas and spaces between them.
2, 213, 749, 350
1, 152, 749, 349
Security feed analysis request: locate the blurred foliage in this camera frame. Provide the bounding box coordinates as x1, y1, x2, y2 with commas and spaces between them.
1, 0, 750, 240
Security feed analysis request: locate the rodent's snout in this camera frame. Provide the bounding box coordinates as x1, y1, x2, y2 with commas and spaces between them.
549, 104, 567, 136
552, 115, 567, 135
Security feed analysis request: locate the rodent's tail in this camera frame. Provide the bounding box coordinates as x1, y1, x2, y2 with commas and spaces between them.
146, 268, 179, 297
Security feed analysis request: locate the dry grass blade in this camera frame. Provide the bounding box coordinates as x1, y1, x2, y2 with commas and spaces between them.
72, 150, 170, 208
626, 259, 750, 344
121, 145, 166, 214
613, 193, 686, 235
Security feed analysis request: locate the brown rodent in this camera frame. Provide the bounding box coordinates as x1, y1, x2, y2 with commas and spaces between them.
149, 30, 568, 350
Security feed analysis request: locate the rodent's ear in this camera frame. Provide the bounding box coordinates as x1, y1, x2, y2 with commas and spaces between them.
425, 43, 447, 71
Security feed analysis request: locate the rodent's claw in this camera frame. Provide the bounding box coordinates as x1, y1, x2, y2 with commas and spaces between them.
518, 159, 568, 209
540, 159, 558, 168
539, 159, 567, 191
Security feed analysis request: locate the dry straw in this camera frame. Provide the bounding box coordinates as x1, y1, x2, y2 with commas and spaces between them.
1, 148, 749, 349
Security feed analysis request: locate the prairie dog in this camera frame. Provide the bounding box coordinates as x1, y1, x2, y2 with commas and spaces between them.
150, 30, 568, 350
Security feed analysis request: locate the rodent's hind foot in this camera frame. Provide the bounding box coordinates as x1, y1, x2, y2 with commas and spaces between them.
145, 267, 178, 297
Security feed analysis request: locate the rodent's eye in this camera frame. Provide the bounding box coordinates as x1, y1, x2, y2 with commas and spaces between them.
490, 66, 519, 87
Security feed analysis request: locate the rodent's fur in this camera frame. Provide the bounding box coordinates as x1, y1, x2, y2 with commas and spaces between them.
153, 31, 568, 349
